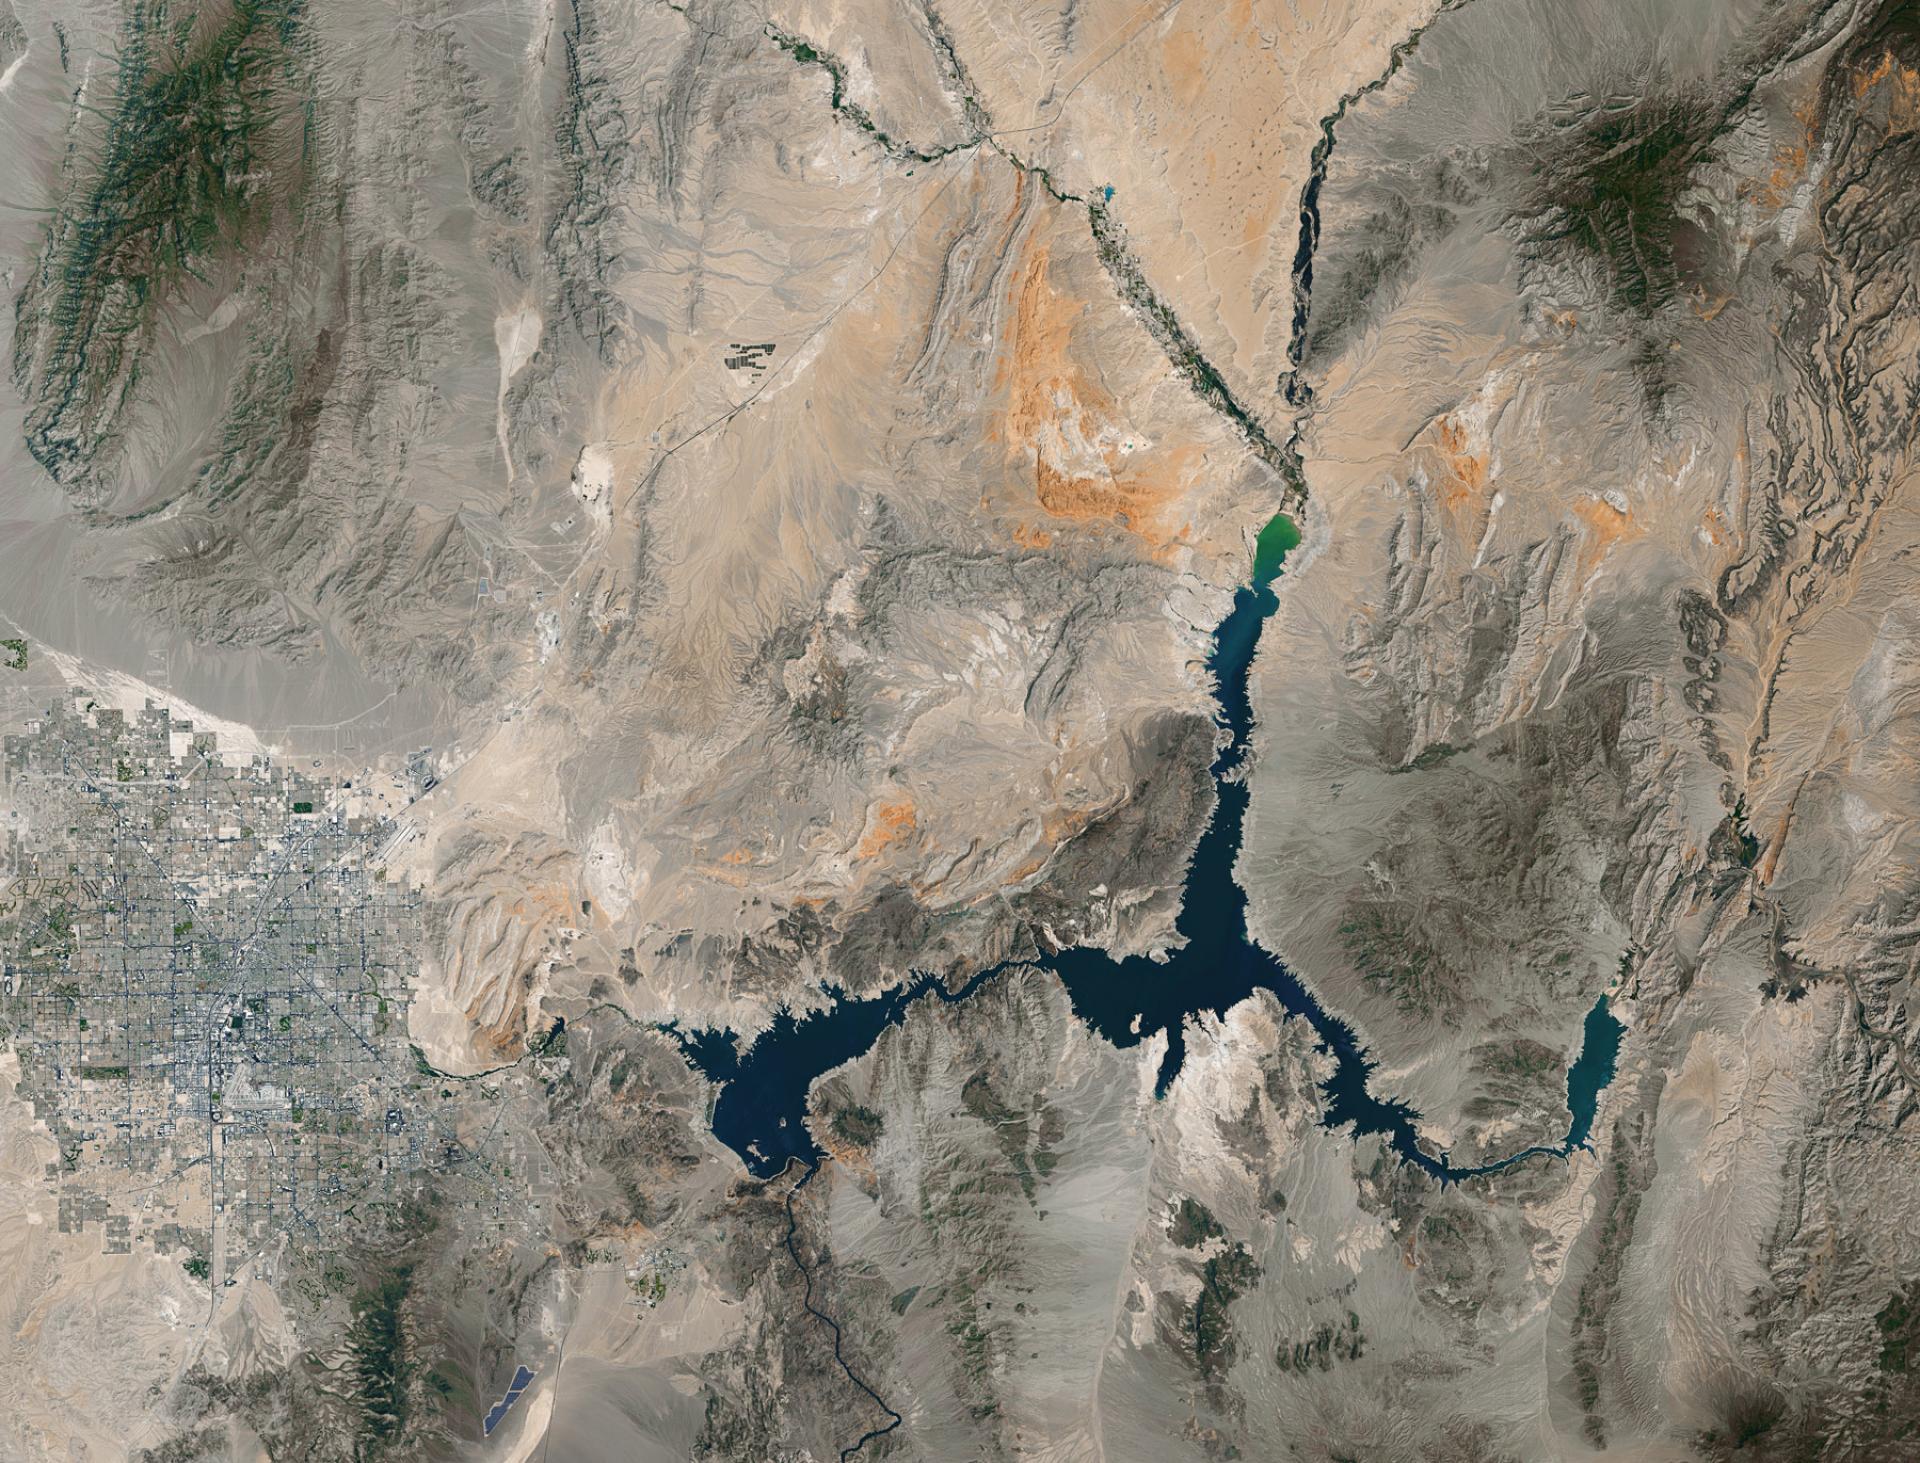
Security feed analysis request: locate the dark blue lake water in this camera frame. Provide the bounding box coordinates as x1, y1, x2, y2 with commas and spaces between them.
674, 516, 1625, 1183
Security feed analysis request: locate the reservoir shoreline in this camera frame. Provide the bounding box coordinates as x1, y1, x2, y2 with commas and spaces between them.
675, 514, 1625, 1185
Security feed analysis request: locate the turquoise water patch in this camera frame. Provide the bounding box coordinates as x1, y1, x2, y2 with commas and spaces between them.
1562, 995, 1626, 1151
1252, 511, 1301, 588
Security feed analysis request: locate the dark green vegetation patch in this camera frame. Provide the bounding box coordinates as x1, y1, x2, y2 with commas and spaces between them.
349, 1261, 416, 1447
1516, 86, 1725, 316
1191, 1242, 1262, 1380
15, 0, 309, 485
1339, 896, 1468, 1022
1878, 1281, 1920, 1374
1568, 1111, 1659, 1449
1275, 1311, 1367, 1373
1168, 1197, 1225, 1249
960, 1070, 1063, 1203
830, 1102, 885, 1147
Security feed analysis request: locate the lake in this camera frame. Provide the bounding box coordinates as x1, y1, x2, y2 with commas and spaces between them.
675, 514, 1625, 1184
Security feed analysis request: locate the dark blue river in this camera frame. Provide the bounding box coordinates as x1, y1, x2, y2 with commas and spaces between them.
674, 515, 1624, 1183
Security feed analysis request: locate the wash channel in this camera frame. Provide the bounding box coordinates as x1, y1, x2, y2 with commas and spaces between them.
674, 514, 1624, 1184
